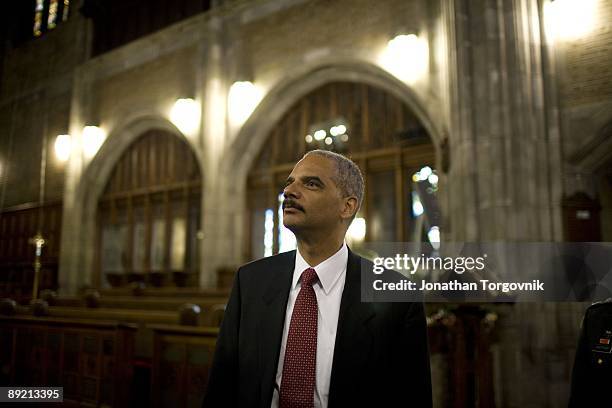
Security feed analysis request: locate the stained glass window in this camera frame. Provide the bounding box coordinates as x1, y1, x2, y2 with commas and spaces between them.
47, 0, 58, 30
33, 0, 44, 36
33, 0, 70, 38
62, 0, 70, 22
277, 193, 297, 253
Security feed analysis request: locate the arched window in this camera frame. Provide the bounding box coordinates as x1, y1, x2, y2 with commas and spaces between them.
97, 129, 202, 288
247, 81, 438, 259
33, 0, 70, 37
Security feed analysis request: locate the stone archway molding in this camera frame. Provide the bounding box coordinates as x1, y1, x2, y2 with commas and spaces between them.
200, 59, 444, 287
58, 112, 204, 295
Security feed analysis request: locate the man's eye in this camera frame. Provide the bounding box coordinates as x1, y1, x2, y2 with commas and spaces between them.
306, 181, 317, 187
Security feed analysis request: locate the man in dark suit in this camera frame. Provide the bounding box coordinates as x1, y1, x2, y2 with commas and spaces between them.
203, 150, 432, 407
569, 298, 612, 406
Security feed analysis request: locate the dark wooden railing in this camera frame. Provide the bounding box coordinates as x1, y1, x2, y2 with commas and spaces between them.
0, 316, 136, 407
0, 296, 499, 407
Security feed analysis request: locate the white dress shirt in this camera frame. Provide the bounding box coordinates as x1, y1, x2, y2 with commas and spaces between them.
270, 242, 348, 408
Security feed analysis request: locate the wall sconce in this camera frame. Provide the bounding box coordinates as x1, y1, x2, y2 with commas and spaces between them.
228, 81, 262, 127
544, 0, 597, 41
54, 134, 72, 162
82, 126, 106, 158
170, 98, 201, 136
379, 33, 429, 84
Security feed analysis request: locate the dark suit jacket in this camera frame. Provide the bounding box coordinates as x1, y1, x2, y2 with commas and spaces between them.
568, 300, 612, 407
202, 248, 432, 407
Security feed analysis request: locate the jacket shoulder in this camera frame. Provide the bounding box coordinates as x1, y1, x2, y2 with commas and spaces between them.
238, 250, 296, 274
586, 298, 612, 315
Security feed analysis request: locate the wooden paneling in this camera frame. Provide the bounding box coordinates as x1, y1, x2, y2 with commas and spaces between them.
150, 325, 218, 408
98, 129, 202, 288
0, 316, 136, 407
0, 201, 62, 300
246, 81, 436, 259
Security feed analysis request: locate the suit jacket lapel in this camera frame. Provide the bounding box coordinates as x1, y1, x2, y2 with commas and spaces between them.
328, 249, 376, 405
258, 250, 296, 407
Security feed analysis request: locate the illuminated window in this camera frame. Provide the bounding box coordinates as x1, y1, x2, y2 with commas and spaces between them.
62, 0, 70, 22
33, 0, 44, 36
33, 0, 70, 37
264, 209, 274, 257
278, 194, 297, 253
47, 0, 58, 30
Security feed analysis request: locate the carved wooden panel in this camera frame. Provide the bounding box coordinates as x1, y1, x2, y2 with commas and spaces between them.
150, 325, 218, 408
98, 129, 202, 288
0, 316, 136, 407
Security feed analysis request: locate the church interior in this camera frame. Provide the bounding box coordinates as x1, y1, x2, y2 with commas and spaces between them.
0, 0, 611, 406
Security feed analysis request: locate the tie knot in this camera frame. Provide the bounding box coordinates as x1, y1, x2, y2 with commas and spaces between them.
301, 268, 318, 287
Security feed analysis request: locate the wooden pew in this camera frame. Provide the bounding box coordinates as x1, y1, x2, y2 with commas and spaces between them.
45, 306, 180, 326
49, 296, 227, 327
0, 315, 136, 407
149, 324, 218, 408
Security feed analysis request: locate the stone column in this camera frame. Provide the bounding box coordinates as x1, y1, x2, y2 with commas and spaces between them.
442, 0, 571, 406
198, 15, 243, 288
444, 0, 563, 242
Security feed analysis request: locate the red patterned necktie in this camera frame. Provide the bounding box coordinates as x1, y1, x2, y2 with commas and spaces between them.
280, 267, 319, 408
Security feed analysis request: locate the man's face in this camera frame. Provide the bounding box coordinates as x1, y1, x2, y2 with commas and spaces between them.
282, 155, 347, 234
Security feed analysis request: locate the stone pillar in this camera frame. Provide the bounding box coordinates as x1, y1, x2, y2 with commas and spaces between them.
442, 0, 572, 406
198, 15, 241, 289
445, 0, 563, 242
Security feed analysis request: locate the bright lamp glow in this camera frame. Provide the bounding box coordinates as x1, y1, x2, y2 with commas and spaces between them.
82, 126, 106, 158
54, 134, 72, 162
170, 98, 201, 136
413, 166, 433, 182
427, 226, 440, 250
228, 81, 262, 127
314, 129, 326, 140
544, 0, 597, 41
412, 191, 424, 217
379, 34, 429, 84
348, 217, 367, 242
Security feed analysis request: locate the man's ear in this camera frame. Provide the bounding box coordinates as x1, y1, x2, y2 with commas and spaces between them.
341, 196, 358, 221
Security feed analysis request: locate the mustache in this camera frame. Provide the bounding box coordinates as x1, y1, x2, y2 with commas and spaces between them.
282, 199, 304, 212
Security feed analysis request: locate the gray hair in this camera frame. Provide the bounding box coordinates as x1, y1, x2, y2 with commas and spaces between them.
303, 149, 365, 215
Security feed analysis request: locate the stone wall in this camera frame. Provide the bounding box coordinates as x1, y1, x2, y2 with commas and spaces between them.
0, 10, 86, 208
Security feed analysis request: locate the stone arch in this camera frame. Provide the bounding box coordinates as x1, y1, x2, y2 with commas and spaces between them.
59, 114, 204, 293
202, 60, 444, 286
224, 60, 443, 186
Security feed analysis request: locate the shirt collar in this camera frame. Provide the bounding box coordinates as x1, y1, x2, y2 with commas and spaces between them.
293, 241, 348, 295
